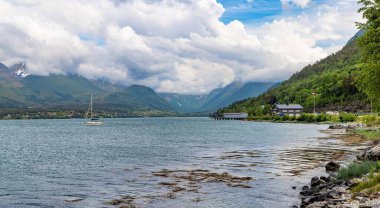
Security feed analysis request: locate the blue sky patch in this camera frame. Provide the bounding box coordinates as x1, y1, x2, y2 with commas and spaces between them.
79, 34, 106, 46
217, 0, 329, 24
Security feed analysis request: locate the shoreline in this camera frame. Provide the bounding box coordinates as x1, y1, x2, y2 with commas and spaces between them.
296, 125, 380, 208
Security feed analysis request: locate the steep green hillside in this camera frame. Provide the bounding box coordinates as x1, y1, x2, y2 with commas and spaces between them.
218, 40, 369, 116
19, 75, 105, 105
198, 82, 276, 112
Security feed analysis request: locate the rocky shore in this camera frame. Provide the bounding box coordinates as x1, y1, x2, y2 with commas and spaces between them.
298, 169, 380, 207
296, 125, 380, 208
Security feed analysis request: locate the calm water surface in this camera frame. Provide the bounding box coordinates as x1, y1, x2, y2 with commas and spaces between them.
0, 118, 361, 208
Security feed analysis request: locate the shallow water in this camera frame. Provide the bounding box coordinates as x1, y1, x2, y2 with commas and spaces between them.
0, 118, 365, 207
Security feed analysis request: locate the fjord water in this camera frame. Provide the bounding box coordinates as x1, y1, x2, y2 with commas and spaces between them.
0, 118, 356, 207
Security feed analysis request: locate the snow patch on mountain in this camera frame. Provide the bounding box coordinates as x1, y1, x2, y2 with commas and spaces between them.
9, 62, 30, 78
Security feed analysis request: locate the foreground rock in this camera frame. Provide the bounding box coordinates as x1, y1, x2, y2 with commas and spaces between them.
360, 144, 380, 161
328, 124, 366, 130
297, 125, 380, 208
325, 161, 340, 172
299, 176, 357, 208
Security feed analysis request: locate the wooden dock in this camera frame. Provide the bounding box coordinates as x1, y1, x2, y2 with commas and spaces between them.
211, 117, 246, 120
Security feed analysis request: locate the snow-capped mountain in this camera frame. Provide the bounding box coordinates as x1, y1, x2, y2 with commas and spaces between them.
9, 62, 30, 78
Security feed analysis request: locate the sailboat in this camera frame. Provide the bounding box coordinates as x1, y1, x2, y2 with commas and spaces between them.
85, 95, 103, 126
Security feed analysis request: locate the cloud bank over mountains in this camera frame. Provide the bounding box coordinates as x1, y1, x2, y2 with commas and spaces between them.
0, 0, 361, 94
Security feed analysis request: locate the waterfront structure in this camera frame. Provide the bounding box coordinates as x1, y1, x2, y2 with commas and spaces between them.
223, 113, 248, 119
212, 112, 248, 120
272, 104, 304, 117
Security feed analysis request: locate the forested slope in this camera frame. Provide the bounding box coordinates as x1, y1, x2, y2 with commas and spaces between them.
218, 39, 370, 116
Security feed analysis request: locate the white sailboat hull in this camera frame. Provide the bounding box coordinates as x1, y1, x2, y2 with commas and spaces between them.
84, 95, 104, 126
85, 121, 104, 126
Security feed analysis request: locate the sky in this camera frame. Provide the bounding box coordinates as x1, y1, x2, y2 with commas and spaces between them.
0, 0, 362, 94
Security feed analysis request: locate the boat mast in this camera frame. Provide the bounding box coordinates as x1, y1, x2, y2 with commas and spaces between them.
90, 95, 93, 119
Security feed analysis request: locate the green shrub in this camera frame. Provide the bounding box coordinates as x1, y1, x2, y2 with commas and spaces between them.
297, 114, 307, 122
330, 115, 341, 122
282, 115, 290, 121
358, 115, 380, 127
298, 113, 318, 123
339, 113, 357, 123
316, 113, 331, 122
265, 115, 273, 120
336, 161, 378, 180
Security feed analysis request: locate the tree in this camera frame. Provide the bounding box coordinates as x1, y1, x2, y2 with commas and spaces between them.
357, 0, 380, 107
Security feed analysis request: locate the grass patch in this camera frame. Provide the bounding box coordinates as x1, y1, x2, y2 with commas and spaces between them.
354, 129, 380, 141
352, 174, 380, 194
336, 161, 379, 180
357, 115, 380, 127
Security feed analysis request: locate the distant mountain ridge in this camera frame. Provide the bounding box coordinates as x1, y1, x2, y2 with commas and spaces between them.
0, 62, 275, 115
159, 81, 276, 113
0, 63, 167, 112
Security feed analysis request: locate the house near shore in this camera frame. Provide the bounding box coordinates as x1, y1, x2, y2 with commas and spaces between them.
222, 113, 248, 120
272, 104, 304, 117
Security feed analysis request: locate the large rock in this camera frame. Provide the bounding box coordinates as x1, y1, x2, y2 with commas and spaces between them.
326, 161, 340, 172
360, 145, 380, 160
306, 201, 326, 208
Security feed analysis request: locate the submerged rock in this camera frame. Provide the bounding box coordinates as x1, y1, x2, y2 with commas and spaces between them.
105, 199, 124, 205
104, 195, 136, 207
64, 197, 84, 203
325, 161, 340, 172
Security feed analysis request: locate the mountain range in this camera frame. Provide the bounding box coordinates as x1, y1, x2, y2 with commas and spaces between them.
0, 62, 275, 115
159, 82, 276, 113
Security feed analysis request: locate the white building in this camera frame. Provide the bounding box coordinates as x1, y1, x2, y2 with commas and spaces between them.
272, 104, 304, 117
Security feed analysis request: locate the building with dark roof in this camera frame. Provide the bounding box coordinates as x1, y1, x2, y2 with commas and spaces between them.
272, 104, 304, 117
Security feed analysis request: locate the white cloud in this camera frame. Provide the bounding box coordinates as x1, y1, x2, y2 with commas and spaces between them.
0, 0, 361, 94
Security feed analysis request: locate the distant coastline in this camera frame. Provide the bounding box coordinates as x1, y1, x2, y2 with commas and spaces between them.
0, 109, 211, 120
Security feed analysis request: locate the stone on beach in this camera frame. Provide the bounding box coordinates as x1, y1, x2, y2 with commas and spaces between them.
360, 144, 380, 160
325, 161, 340, 172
